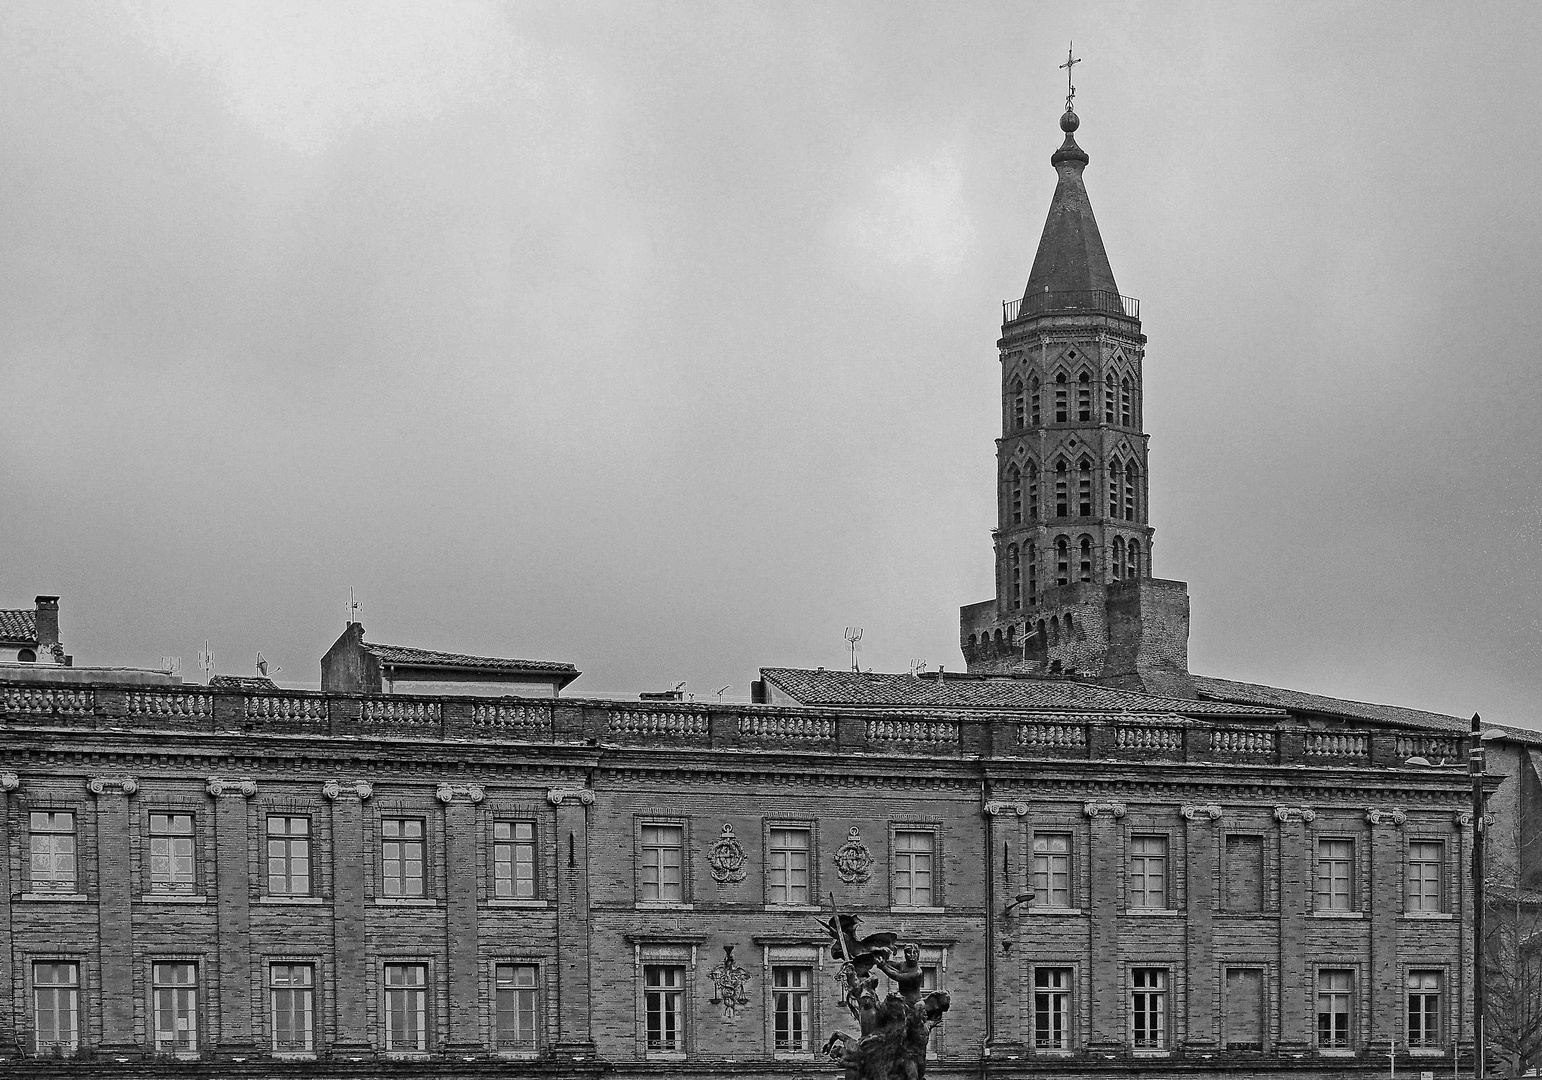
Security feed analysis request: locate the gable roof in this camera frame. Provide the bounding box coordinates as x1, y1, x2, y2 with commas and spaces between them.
0, 610, 36, 644
363, 642, 579, 686
760, 667, 1279, 717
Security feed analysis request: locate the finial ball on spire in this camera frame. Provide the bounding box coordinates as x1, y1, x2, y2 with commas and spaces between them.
1060, 108, 1080, 133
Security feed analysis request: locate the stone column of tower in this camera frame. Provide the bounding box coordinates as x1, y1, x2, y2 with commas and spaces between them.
960, 102, 1194, 699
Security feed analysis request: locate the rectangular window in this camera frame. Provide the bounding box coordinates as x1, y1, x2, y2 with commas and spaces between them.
381, 818, 425, 898
266, 817, 311, 897
1224, 835, 1264, 912
29, 811, 77, 893
1406, 842, 1443, 913
1407, 970, 1440, 1048
1317, 969, 1353, 1048
1030, 387, 1041, 426
1130, 969, 1167, 1049
644, 964, 685, 1052
1077, 380, 1091, 422
152, 962, 198, 1052
149, 813, 196, 894
640, 825, 684, 902
383, 963, 428, 1051
495, 964, 539, 1052
1032, 833, 1072, 908
1055, 478, 1068, 518
33, 962, 79, 1053
892, 831, 935, 908
270, 963, 314, 1053
772, 966, 812, 1052
1128, 836, 1168, 909
1316, 839, 1354, 911
1224, 968, 1264, 1050
768, 828, 811, 906
1033, 967, 1071, 1050
494, 821, 536, 900
920, 958, 941, 1055
1054, 386, 1067, 423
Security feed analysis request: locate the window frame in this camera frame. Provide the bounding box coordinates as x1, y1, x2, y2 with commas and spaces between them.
1128, 967, 1169, 1051
1031, 831, 1074, 910
890, 826, 940, 910
1405, 839, 1445, 914
1222, 832, 1267, 913
28, 810, 78, 895
1315, 837, 1356, 912
642, 961, 688, 1057
1405, 968, 1443, 1050
770, 963, 814, 1055
265, 815, 313, 898
493, 819, 539, 901
150, 959, 200, 1056
1221, 965, 1268, 1051
493, 961, 541, 1055
765, 822, 814, 908
1032, 964, 1074, 1052
1127, 834, 1170, 911
379, 817, 427, 899
381, 960, 431, 1054
1315, 967, 1355, 1051
268, 960, 317, 1056
147, 811, 198, 895
31, 958, 81, 1055
637, 820, 688, 905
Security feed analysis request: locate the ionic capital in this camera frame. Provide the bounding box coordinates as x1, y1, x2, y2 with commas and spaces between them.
547, 787, 595, 807
206, 777, 257, 799
985, 800, 1029, 817
1366, 807, 1407, 827
436, 782, 485, 805
323, 780, 374, 801
1181, 803, 1223, 822
87, 776, 139, 797
1083, 800, 1127, 819
0, 773, 18, 792
1273, 805, 1316, 824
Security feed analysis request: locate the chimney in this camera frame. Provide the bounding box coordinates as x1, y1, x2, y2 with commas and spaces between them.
34, 596, 59, 648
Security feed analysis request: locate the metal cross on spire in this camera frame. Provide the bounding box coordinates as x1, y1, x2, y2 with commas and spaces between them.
1059, 43, 1080, 112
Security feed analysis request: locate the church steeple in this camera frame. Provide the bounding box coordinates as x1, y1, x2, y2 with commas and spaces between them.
960, 80, 1194, 699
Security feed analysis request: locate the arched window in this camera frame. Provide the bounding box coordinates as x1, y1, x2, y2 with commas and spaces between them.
1037, 618, 1048, 644
1064, 613, 1075, 638
1027, 462, 1040, 521
1120, 376, 1132, 427
1006, 625, 1016, 645
1009, 544, 1021, 610
1078, 459, 1092, 517
1077, 371, 1091, 421
1078, 535, 1093, 582
1108, 459, 1121, 517
1112, 536, 1125, 579
1128, 540, 1141, 579
1049, 617, 1059, 646
1054, 372, 1068, 423
1104, 372, 1116, 423
1124, 461, 1138, 521
1055, 536, 1070, 586
1027, 542, 1038, 605
994, 629, 1003, 645
1030, 375, 1041, 426
1054, 460, 1069, 518
17, 648, 36, 663
1011, 379, 1025, 431
1008, 465, 1022, 525
968, 633, 977, 650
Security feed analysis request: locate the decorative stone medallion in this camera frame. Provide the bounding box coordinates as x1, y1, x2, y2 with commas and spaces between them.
707, 824, 748, 884
833, 826, 874, 885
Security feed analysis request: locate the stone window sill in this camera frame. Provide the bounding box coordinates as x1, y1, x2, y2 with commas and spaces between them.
1123, 909, 1181, 916
889, 905, 945, 915
1311, 911, 1364, 919
636, 902, 694, 911
1400, 912, 1454, 921
140, 894, 208, 905
258, 895, 327, 905
763, 904, 822, 914
271, 1052, 317, 1060
1132, 1048, 1171, 1056
375, 898, 438, 907
1034, 1047, 1074, 1056
1028, 907, 1083, 916
646, 1051, 687, 1061
1318, 1048, 1355, 1056
1410, 1047, 1447, 1056
382, 1050, 431, 1059
488, 899, 548, 909
19, 892, 87, 903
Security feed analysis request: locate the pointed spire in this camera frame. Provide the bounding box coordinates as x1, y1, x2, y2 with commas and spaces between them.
1020, 99, 1122, 316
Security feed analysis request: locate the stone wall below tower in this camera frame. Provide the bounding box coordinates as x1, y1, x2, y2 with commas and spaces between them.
960, 577, 1193, 699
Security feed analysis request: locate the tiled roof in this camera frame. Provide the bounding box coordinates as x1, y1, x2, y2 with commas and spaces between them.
0, 610, 36, 644
364, 642, 578, 680
210, 675, 279, 691
759, 668, 1280, 717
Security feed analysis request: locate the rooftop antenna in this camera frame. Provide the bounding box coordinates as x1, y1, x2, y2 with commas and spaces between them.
844, 627, 863, 673
909, 659, 927, 677
346, 587, 363, 625
715, 685, 730, 703
160, 656, 182, 677
256, 652, 280, 678
1059, 42, 1080, 113
197, 644, 216, 685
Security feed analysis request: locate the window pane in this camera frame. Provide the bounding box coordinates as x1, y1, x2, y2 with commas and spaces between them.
644, 964, 685, 1052
270, 963, 314, 1052
495, 964, 539, 1051
152, 963, 198, 1051
1034, 967, 1071, 1049
495, 821, 536, 899
33, 962, 79, 1053
29, 812, 77, 892
383, 964, 428, 1051
1129, 836, 1168, 909
893, 831, 935, 908
382, 819, 426, 897
640, 826, 684, 902
1316, 840, 1353, 910
1316, 969, 1353, 1048
772, 965, 811, 1052
1130, 969, 1167, 1048
149, 814, 196, 892
768, 829, 810, 906
1033, 833, 1072, 907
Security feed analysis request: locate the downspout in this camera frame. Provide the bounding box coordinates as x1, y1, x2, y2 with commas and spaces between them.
982, 776, 994, 1079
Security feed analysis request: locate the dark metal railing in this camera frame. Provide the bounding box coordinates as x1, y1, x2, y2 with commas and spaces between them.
1003, 290, 1139, 324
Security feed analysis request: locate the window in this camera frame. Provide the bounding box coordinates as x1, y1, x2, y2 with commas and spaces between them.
381, 819, 425, 898
1030, 375, 1041, 425
768, 828, 811, 905
892, 830, 935, 907
1027, 463, 1039, 521
1077, 372, 1091, 421
1078, 535, 1092, 582
1011, 381, 1025, 431
1316, 969, 1353, 1048
919, 953, 942, 1055
1224, 968, 1264, 1050
1123, 461, 1138, 521
1407, 970, 1440, 1048
149, 813, 195, 894
1033, 833, 1072, 908
152, 962, 198, 1053
17, 648, 37, 663
1316, 839, 1353, 911
1034, 967, 1072, 1050
1055, 537, 1069, 586
1027, 543, 1038, 605
1054, 460, 1068, 517
1128, 836, 1168, 909
266, 817, 311, 896
1130, 969, 1167, 1049
1120, 377, 1132, 426
1104, 373, 1116, 422
644, 964, 685, 1053
495, 964, 539, 1053
772, 966, 812, 1052
29, 812, 76, 893
1009, 468, 1022, 525
1009, 546, 1021, 610
1108, 461, 1120, 517
494, 822, 536, 899
1077, 460, 1092, 517
1127, 540, 1141, 580
1407, 842, 1443, 912
384, 963, 428, 1051
33, 962, 79, 1053
1224, 835, 1265, 912
1054, 373, 1068, 423
1111, 536, 1125, 580
270, 963, 314, 1053
640, 825, 684, 902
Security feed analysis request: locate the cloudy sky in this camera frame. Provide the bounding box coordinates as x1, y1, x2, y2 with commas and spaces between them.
3, 2, 1540, 723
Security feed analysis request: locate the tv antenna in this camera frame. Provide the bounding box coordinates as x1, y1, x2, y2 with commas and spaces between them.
160, 656, 182, 677
844, 627, 863, 673
256, 652, 281, 678
715, 685, 731, 703
346, 587, 363, 625
909, 658, 927, 677
197, 644, 216, 685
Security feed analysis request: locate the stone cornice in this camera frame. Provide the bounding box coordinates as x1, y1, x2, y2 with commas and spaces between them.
206, 777, 257, 799
436, 782, 485, 804
322, 780, 373, 801
547, 787, 595, 807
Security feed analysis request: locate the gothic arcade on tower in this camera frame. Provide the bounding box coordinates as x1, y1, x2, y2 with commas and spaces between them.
961, 102, 1193, 700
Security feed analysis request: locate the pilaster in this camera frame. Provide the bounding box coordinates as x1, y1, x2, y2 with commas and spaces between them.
1366, 807, 1407, 1048
207, 777, 258, 1053
438, 782, 485, 1052
1182, 803, 1223, 1050
548, 786, 596, 1057
0, 773, 18, 1058
984, 800, 1028, 1055
1274, 805, 1316, 1052
89, 775, 140, 1052
1084, 799, 1125, 1049
324, 779, 374, 1053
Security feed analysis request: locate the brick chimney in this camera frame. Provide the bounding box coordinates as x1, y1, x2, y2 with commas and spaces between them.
34, 596, 59, 648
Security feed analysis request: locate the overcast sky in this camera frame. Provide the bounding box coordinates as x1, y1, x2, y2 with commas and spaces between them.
3, 2, 1540, 723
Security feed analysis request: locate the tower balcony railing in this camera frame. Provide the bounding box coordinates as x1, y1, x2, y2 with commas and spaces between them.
1003, 289, 1139, 324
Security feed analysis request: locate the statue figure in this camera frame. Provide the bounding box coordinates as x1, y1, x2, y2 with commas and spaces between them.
819, 897, 950, 1080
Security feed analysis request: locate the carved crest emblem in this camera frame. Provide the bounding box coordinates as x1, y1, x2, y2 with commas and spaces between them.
833, 826, 874, 885
706, 945, 751, 1019
707, 824, 748, 884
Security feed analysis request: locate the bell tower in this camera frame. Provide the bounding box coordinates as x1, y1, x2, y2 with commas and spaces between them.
960, 77, 1193, 698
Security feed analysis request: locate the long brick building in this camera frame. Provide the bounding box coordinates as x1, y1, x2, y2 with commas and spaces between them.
0, 95, 1507, 1079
